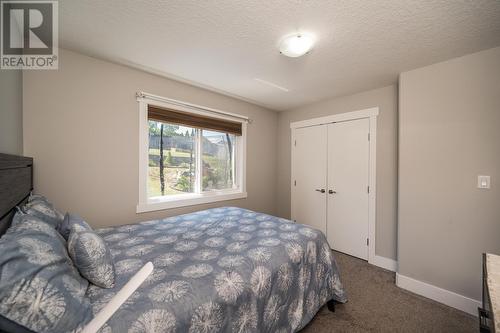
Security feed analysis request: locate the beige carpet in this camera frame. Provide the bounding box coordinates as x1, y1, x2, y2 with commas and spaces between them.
301, 252, 476, 332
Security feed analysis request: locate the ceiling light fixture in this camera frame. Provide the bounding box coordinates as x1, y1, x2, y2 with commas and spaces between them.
279, 33, 315, 58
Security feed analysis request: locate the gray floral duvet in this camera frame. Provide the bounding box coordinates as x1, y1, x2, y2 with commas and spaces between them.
91, 207, 347, 333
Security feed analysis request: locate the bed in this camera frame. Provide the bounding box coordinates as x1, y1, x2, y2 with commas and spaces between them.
0, 153, 347, 333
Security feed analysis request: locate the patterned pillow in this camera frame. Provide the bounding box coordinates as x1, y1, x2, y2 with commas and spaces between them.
57, 213, 92, 240
0, 213, 92, 333
21, 194, 64, 228
68, 228, 116, 288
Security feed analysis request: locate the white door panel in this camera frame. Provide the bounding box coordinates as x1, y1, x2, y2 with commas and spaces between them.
327, 119, 369, 260
291, 125, 327, 234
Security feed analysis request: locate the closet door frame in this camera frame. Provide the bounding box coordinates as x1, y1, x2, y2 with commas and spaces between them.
290, 107, 379, 265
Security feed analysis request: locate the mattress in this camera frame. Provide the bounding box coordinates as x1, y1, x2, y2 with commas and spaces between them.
89, 207, 347, 333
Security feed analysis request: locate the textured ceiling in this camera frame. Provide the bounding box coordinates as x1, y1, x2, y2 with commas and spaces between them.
60, 0, 500, 111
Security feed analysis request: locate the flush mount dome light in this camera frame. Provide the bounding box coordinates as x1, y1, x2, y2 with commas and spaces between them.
279, 33, 315, 57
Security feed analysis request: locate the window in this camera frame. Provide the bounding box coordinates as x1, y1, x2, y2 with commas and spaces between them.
147, 122, 197, 197
201, 130, 236, 191
137, 93, 247, 212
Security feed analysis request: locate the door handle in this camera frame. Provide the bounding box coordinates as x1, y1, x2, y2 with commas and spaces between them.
329, 190, 337, 194
315, 189, 326, 193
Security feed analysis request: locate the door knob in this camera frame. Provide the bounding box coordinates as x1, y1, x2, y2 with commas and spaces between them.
329, 190, 337, 194
315, 189, 326, 193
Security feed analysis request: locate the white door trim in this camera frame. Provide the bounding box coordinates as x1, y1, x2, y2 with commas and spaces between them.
367, 111, 377, 265
373, 255, 398, 272
290, 107, 379, 266
290, 107, 379, 129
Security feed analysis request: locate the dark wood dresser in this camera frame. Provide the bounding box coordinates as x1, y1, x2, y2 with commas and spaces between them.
480, 253, 500, 332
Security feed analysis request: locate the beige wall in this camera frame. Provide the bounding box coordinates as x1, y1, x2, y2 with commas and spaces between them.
398, 47, 500, 300
0, 69, 23, 155
277, 85, 399, 260
23, 49, 278, 228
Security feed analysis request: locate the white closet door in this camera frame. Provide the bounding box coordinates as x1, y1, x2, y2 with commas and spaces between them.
327, 119, 369, 260
291, 125, 327, 233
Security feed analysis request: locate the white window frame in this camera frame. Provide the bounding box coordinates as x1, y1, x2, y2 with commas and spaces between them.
137, 93, 247, 213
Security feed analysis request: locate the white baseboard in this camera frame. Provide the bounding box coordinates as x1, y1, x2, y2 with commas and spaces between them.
396, 273, 481, 316
371, 255, 397, 272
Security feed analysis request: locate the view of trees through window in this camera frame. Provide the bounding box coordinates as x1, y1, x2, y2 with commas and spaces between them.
202, 130, 236, 191
148, 120, 236, 198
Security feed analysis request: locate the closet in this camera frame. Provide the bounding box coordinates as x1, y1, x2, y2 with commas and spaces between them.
291, 110, 377, 261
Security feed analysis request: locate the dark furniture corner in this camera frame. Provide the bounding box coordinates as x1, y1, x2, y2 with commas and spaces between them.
479, 253, 499, 333
0, 153, 33, 236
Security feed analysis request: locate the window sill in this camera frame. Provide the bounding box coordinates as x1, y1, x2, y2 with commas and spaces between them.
136, 190, 248, 213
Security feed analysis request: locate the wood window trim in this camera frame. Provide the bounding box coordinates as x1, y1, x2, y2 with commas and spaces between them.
148, 105, 242, 135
